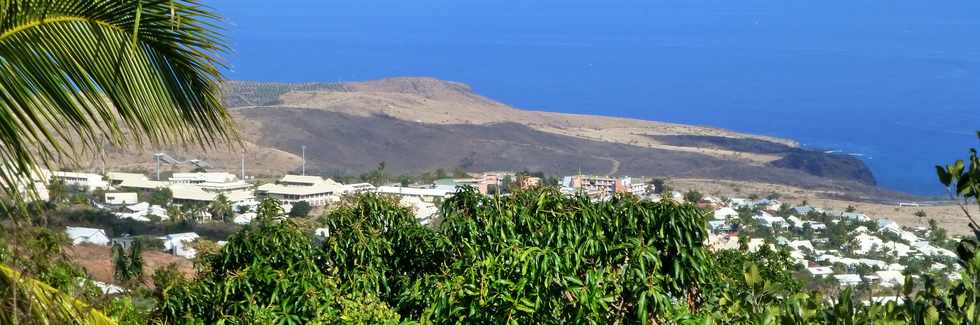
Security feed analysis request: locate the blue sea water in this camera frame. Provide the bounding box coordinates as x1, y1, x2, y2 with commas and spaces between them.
209, 0, 980, 195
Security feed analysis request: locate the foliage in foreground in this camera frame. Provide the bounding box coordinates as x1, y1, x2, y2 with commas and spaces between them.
153, 188, 980, 324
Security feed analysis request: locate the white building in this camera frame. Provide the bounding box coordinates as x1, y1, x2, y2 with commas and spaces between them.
65, 227, 110, 246
1, 168, 50, 202
51, 171, 109, 191
754, 211, 786, 228
840, 212, 870, 222
834, 274, 863, 286
233, 212, 257, 225
169, 184, 255, 205
256, 175, 345, 207
807, 266, 834, 278
377, 186, 454, 203
111, 172, 169, 191
713, 207, 738, 220
162, 233, 200, 259
875, 270, 905, 288
344, 183, 377, 195
400, 196, 439, 225
169, 172, 238, 185
852, 233, 885, 255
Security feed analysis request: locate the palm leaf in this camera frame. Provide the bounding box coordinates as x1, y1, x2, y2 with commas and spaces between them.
0, 263, 115, 324
0, 0, 235, 201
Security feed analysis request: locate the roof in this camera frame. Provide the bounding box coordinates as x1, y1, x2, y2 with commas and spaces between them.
165, 232, 200, 241
51, 171, 103, 180
377, 186, 454, 197
65, 227, 109, 245
807, 266, 833, 276
107, 172, 148, 182
279, 175, 328, 185
834, 274, 863, 284
170, 172, 238, 183
118, 178, 168, 190
713, 207, 737, 220
257, 182, 343, 196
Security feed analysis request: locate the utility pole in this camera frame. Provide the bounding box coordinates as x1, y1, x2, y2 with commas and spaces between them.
241, 149, 246, 181
301, 145, 306, 176
155, 153, 162, 181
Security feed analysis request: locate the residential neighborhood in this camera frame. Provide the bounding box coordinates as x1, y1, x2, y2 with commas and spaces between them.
5, 165, 966, 302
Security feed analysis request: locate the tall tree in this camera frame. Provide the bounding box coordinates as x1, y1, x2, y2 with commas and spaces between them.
209, 193, 233, 223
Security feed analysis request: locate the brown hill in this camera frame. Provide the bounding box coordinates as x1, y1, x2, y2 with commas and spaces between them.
85, 77, 880, 194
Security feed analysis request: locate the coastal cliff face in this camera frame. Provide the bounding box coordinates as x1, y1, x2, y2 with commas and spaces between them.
770, 150, 877, 186
99, 77, 878, 192
651, 135, 877, 186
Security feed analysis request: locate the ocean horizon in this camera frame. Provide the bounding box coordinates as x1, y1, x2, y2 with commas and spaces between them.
212, 0, 979, 196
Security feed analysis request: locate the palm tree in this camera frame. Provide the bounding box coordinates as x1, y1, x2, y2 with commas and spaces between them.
0, 0, 232, 322
0, 1, 234, 199
209, 193, 232, 223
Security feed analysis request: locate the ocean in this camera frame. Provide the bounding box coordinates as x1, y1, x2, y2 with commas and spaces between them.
210, 0, 980, 195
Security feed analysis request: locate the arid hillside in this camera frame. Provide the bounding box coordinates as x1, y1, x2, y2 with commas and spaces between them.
86, 77, 881, 195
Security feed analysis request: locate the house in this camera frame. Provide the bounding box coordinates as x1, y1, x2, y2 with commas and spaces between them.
788, 240, 815, 253
707, 220, 729, 233
114, 202, 168, 222
786, 216, 803, 229
400, 196, 439, 224
834, 274, 863, 286
753, 199, 782, 211
713, 207, 738, 220
729, 198, 753, 208
840, 212, 870, 222
65, 227, 110, 246
754, 212, 786, 228
807, 266, 834, 278
875, 271, 904, 288
256, 175, 345, 207
805, 222, 827, 232
852, 233, 884, 255
911, 241, 957, 258
793, 206, 818, 216
50, 171, 109, 191
233, 212, 257, 225
879, 241, 912, 258
162, 233, 200, 259
105, 192, 138, 205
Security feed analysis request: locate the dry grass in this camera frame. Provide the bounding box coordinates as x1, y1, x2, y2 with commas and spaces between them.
65, 245, 195, 285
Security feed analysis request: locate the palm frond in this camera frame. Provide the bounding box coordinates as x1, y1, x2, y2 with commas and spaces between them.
0, 0, 235, 200
0, 263, 116, 324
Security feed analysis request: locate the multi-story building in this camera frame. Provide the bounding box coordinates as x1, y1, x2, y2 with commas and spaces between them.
256, 175, 345, 207
50, 171, 109, 191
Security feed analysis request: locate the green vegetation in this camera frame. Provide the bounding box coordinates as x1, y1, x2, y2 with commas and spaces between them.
289, 201, 313, 217
112, 241, 143, 284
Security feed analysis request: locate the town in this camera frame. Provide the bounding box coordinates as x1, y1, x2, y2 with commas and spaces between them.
6, 165, 965, 303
